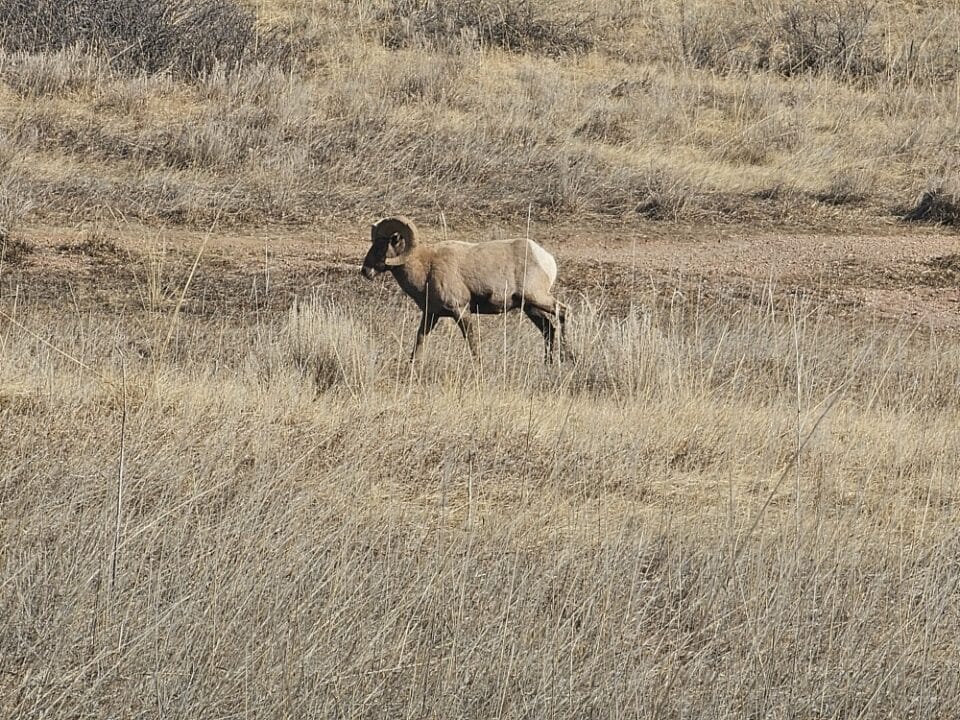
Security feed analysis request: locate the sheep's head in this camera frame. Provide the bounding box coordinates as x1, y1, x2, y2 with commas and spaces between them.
361, 216, 418, 280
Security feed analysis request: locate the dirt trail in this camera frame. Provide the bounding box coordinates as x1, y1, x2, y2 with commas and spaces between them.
5, 221, 960, 327
544, 225, 960, 327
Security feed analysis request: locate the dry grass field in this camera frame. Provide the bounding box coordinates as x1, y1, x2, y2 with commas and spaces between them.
3, 1, 960, 717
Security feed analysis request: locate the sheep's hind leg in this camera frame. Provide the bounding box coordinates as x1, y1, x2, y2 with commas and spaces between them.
523, 305, 557, 363
411, 312, 440, 361
554, 302, 573, 362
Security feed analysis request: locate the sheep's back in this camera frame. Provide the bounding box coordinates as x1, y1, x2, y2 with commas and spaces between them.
427, 239, 556, 303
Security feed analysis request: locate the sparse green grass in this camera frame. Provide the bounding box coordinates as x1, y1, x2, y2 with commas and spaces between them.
2, 267, 960, 717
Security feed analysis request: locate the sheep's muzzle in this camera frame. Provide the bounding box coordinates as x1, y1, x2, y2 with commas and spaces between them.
361, 265, 377, 280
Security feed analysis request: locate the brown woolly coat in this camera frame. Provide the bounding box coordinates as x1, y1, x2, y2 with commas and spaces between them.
389, 239, 557, 317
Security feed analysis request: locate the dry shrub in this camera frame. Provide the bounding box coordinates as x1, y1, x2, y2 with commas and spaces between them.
573, 100, 633, 145
0, 0, 295, 77
377, 0, 594, 56
93, 74, 170, 114
677, 0, 893, 79
563, 302, 676, 399
280, 294, 379, 394
57, 226, 122, 257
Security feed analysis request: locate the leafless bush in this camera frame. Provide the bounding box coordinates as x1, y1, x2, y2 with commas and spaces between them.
377, 0, 594, 56
0, 0, 295, 77
677, 0, 888, 78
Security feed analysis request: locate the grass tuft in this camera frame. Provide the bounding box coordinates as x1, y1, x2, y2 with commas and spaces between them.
57, 226, 122, 257
280, 293, 380, 395
0, 154, 32, 247
0, 233, 32, 262
901, 186, 960, 226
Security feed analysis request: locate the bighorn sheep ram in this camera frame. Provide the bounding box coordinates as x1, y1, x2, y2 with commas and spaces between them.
361, 216, 571, 362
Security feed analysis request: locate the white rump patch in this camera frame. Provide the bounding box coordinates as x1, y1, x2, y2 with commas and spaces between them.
526, 239, 557, 286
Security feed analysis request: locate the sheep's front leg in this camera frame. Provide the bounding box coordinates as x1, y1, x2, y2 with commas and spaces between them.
411, 312, 440, 361
455, 313, 480, 358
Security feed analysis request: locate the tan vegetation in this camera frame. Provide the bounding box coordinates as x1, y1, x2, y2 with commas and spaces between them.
4, 264, 960, 716
0, 0, 957, 230
2, 0, 960, 717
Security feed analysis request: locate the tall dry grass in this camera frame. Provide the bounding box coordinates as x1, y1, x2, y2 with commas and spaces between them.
2, 269, 960, 717
2, 2, 960, 715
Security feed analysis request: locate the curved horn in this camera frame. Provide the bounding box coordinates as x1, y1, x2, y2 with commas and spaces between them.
372, 216, 418, 267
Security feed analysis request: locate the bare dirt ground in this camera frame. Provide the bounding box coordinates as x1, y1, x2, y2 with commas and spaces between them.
4, 220, 960, 327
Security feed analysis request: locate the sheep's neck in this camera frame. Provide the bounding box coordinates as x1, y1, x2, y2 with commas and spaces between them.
391, 252, 429, 308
